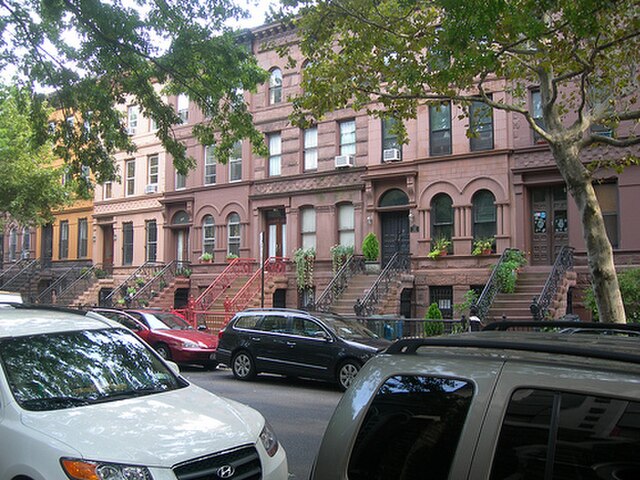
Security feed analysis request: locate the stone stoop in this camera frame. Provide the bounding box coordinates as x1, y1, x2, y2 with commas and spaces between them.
487, 269, 550, 322
70, 278, 114, 308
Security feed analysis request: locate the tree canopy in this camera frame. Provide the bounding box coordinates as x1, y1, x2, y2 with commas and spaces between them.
0, 85, 71, 225
280, 0, 640, 322
0, 0, 268, 188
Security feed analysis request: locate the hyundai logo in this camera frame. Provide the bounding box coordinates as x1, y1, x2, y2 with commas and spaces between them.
216, 465, 235, 479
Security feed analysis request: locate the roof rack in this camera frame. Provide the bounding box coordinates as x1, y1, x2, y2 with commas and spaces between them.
483, 320, 640, 332
241, 307, 311, 315
385, 336, 640, 366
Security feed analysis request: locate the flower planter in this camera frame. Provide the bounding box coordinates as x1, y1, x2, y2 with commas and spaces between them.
365, 261, 381, 273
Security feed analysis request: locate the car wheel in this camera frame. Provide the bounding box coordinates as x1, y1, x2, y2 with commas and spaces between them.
155, 343, 171, 360
337, 360, 361, 391
232, 351, 256, 380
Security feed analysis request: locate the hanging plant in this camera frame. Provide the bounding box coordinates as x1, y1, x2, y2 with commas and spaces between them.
293, 247, 316, 291
330, 244, 354, 274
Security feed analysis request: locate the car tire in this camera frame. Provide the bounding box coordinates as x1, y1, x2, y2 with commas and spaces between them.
232, 351, 256, 381
155, 343, 172, 360
337, 359, 361, 391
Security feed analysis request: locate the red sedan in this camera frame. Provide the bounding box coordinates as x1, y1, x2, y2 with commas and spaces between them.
94, 308, 218, 369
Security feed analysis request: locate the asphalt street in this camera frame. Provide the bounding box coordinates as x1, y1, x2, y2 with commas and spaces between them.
182, 366, 343, 480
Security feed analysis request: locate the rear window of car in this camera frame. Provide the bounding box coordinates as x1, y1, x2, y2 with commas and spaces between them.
348, 375, 474, 479
490, 388, 640, 479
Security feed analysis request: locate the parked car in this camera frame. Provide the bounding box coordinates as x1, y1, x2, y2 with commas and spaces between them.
0, 290, 22, 303
216, 308, 391, 390
0, 303, 288, 480
93, 308, 218, 369
310, 323, 640, 479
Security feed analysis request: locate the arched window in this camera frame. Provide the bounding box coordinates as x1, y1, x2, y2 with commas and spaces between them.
227, 213, 241, 257
172, 210, 190, 225
431, 194, 453, 251
269, 68, 282, 105
379, 189, 409, 208
202, 215, 215, 255
472, 190, 497, 243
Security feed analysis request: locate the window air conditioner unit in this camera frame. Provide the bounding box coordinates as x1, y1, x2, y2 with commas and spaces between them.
383, 148, 401, 162
144, 184, 158, 194
335, 155, 355, 168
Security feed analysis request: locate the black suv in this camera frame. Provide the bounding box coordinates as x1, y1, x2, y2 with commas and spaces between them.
216, 308, 391, 390
311, 322, 640, 479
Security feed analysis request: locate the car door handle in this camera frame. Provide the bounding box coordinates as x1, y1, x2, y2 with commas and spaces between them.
286, 341, 296, 347
251, 337, 261, 342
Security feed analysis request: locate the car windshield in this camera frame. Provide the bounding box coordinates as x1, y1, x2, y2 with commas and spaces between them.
320, 315, 379, 341
0, 328, 186, 411
145, 312, 193, 330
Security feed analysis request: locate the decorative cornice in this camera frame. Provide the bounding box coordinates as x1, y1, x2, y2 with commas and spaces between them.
250, 168, 365, 199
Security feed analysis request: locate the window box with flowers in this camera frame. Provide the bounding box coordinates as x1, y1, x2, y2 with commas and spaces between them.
199, 252, 213, 263
472, 237, 495, 256
427, 237, 452, 259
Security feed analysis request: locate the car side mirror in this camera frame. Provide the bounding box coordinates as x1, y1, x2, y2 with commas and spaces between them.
314, 331, 332, 341
197, 325, 208, 331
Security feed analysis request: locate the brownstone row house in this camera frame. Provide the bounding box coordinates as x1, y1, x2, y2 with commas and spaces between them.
3, 22, 639, 323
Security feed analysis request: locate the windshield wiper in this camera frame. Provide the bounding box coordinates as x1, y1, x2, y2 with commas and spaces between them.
20, 396, 93, 411
92, 386, 169, 403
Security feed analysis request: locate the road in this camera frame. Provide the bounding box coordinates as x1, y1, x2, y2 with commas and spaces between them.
182, 366, 343, 480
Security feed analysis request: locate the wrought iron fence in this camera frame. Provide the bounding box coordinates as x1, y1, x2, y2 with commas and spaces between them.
530, 246, 574, 321
0, 258, 31, 287
194, 258, 256, 311
358, 316, 482, 341
101, 261, 168, 307
358, 253, 411, 316
55, 263, 112, 306
129, 260, 183, 308
2, 259, 40, 293
314, 254, 366, 312
37, 262, 87, 304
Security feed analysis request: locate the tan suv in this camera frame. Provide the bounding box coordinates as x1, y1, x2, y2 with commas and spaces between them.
310, 323, 640, 480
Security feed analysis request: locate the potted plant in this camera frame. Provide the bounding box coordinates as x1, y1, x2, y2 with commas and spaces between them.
472, 237, 495, 256
176, 267, 192, 278
226, 253, 239, 262
199, 252, 213, 263
427, 236, 451, 259
361, 232, 380, 273
330, 244, 354, 274
424, 303, 445, 336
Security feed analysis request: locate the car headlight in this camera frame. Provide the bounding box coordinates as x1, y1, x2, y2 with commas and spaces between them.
61, 458, 151, 480
259, 420, 279, 457
182, 340, 200, 348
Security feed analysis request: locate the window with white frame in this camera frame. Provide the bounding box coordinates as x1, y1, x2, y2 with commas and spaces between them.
300, 207, 316, 250
145, 220, 157, 262
339, 120, 356, 156
202, 215, 215, 255
59, 221, 69, 260
338, 204, 355, 247
77, 219, 88, 258
125, 159, 135, 196
21, 227, 30, 259
531, 89, 545, 142
176, 171, 186, 190
269, 68, 282, 105
103, 182, 112, 200
147, 155, 159, 186
227, 213, 241, 257
177, 93, 189, 123
269, 133, 281, 177
127, 105, 139, 135
229, 141, 242, 182
204, 145, 216, 185
304, 127, 318, 171
429, 102, 452, 156
8, 228, 17, 261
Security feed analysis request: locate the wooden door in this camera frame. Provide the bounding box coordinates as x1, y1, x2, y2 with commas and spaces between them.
381, 211, 410, 266
102, 225, 114, 268
531, 186, 568, 265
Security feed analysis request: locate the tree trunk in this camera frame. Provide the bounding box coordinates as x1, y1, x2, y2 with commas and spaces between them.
550, 142, 626, 323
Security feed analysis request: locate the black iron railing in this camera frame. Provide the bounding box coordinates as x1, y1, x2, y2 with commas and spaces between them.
2, 259, 40, 293
530, 246, 574, 321
129, 260, 187, 308
358, 253, 411, 316
56, 263, 112, 306
470, 248, 521, 322
102, 261, 170, 307
314, 255, 366, 312
37, 262, 87, 304
0, 258, 31, 287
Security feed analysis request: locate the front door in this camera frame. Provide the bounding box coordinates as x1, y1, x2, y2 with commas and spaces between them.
531, 186, 569, 265
41, 224, 53, 267
380, 211, 410, 266
176, 229, 189, 262
265, 209, 286, 259
102, 225, 114, 269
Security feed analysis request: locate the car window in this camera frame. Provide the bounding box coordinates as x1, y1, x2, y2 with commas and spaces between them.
490, 388, 640, 479
321, 315, 379, 341
291, 317, 325, 338
127, 311, 150, 328
99, 311, 141, 331
347, 375, 474, 480
258, 315, 289, 334
233, 315, 262, 330
0, 328, 185, 411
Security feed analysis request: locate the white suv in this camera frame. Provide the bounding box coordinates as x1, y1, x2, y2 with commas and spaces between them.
0, 304, 288, 480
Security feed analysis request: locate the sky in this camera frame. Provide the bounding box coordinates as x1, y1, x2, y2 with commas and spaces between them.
229, 0, 278, 29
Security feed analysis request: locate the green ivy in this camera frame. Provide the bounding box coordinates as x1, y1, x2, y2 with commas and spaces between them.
584, 268, 640, 323
293, 248, 315, 291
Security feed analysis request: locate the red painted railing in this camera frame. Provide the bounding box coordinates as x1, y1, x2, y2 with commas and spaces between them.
194, 258, 256, 311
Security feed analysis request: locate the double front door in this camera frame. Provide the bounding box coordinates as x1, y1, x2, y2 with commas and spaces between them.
381, 211, 410, 266
531, 186, 568, 265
